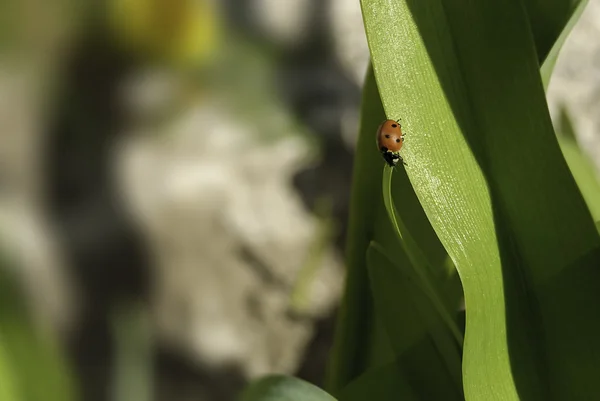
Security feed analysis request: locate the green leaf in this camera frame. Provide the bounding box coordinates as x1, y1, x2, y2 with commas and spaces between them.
389, 165, 463, 318
239, 375, 336, 401
338, 362, 419, 401
523, 0, 585, 66
362, 0, 600, 400
539, 0, 589, 88
366, 242, 463, 399
381, 167, 462, 345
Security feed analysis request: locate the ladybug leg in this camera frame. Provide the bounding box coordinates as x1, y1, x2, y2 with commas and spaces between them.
393, 153, 407, 166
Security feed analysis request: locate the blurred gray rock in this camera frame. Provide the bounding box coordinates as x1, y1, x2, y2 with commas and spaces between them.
117, 93, 343, 379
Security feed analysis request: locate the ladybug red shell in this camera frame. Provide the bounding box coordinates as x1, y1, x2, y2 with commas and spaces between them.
377, 119, 406, 167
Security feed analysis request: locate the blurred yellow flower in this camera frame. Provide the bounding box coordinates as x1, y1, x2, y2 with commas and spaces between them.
108, 0, 220, 67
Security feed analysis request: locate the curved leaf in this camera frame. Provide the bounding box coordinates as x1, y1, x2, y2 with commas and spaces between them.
382, 167, 462, 345
239, 375, 336, 401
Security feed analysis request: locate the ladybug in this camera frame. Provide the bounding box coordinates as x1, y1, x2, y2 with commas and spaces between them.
377, 119, 406, 167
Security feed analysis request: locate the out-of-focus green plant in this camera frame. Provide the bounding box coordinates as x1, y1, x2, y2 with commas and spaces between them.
110, 302, 152, 401
0, 252, 77, 401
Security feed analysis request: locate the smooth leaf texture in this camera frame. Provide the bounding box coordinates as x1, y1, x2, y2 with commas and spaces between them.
366, 242, 463, 399
362, 0, 600, 400
389, 165, 463, 322
382, 166, 462, 345
338, 361, 418, 401
239, 375, 336, 401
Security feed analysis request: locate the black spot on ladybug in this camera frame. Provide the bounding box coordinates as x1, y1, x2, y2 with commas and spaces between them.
385, 134, 390, 138
396, 139, 400, 143
391, 124, 397, 128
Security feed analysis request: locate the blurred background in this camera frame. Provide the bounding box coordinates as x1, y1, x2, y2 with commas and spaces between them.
0, 1, 598, 401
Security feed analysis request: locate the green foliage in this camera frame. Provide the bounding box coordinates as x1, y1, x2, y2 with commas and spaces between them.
324, 0, 600, 400
338, 361, 418, 401
0, 339, 19, 401
238, 375, 337, 401
365, 241, 463, 399
0, 253, 77, 401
